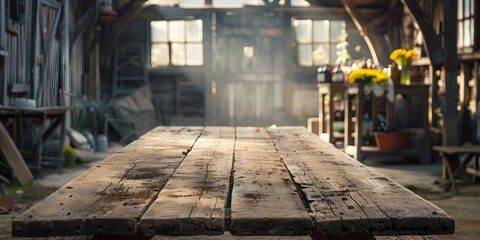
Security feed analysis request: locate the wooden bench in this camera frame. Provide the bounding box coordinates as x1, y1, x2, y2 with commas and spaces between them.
13, 127, 454, 239
432, 145, 480, 194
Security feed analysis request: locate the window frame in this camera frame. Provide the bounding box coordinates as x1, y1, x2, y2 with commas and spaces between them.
292, 18, 346, 67
457, 0, 475, 52
150, 19, 204, 67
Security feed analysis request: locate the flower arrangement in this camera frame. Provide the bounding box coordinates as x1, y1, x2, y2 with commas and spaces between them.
389, 49, 416, 67
390, 49, 416, 85
347, 68, 388, 86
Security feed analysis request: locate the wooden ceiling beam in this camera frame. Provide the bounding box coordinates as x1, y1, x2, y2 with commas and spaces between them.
400, 0, 443, 66
341, 0, 387, 65
366, 12, 390, 29
389, 0, 400, 11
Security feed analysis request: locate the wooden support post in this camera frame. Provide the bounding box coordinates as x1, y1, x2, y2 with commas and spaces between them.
94, 27, 101, 100
442, 0, 459, 146
430, 64, 442, 128
319, 89, 326, 135
71, 4, 98, 45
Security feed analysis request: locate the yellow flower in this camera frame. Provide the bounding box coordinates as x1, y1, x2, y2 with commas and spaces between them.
390, 48, 416, 67
348, 68, 388, 86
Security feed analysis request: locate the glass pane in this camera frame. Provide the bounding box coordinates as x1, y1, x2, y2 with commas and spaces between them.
464, 19, 472, 47
186, 43, 203, 65
458, 0, 463, 19
457, 22, 464, 47
313, 20, 328, 42
465, 0, 470, 17
294, 19, 312, 43
186, 20, 203, 42
298, 44, 312, 66
312, 44, 327, 65
330, 44, 337, 63
330, 21, 345, 41
151, 43, 169, 66
171, 43, 186, 65
470, 19, 475, 46
169, 21, 185, 42
469, 0, 474, 15
151, 21, 167, 42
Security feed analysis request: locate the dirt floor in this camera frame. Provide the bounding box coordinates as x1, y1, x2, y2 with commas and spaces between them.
0, 155, 479, 240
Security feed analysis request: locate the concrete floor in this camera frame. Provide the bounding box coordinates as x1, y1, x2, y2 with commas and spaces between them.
1, 150, 479, 239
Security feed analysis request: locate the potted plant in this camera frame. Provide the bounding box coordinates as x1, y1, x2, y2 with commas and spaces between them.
347, 67, 410, 149
374, 121, 410, 150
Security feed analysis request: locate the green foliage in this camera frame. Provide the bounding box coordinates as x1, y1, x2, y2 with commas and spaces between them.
6, 181, 33, 192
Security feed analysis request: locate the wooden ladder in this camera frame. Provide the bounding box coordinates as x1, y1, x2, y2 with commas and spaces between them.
112, 44, 149, 99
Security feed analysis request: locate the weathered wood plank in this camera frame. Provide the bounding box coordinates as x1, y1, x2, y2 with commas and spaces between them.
12, 127, 204, 237
0, 122, 34, 184
230, 127, 313, 236
138, 127, 235, 236
152, 231, 313, 239
374, 235, 440, 240
267, 127, 454, 236
45, 236, 93, 240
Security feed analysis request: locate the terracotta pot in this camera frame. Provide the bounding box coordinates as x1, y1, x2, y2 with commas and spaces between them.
374, 132, 410, 149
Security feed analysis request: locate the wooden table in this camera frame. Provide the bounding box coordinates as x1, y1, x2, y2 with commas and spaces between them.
0, 106, 68, 174
12, 127, 453, 239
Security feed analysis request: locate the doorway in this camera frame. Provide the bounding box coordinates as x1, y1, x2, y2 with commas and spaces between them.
211, 12, 287, 126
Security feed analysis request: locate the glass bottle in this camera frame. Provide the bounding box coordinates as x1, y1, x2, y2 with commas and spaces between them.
332, 64, 344, 82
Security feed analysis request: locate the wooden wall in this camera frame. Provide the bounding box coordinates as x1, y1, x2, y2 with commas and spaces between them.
0, 0, 64, 107
116, 5, 368, 127
396, 0, 479, 145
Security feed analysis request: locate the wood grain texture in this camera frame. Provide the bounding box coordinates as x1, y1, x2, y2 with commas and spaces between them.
230, 127, 313, 236
138, 127, 235, 236
0, 122, 33, 184
152, 231, 313, 239
12, 127, 203, 237
267, 127, 454, 236
374, 235, 439, 240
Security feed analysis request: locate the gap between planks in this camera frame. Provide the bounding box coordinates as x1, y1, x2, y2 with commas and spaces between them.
12, 127, 204, 237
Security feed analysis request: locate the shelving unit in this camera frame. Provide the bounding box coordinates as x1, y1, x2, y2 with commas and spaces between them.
344, 84, 431, 164
318, 82, 347, 144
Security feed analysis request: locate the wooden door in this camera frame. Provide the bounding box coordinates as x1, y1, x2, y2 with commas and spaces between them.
212, 12, 286, 126
34, 0, 62, 106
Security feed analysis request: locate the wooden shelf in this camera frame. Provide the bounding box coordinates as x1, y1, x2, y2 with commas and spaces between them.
344, 84, 431, 164
317, 82, 347, 145
360, 146, 424, 153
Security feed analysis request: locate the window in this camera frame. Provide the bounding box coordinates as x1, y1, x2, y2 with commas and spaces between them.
293, 19, 346, 66
150, 19, 203, 66
457, 0, 474, 49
